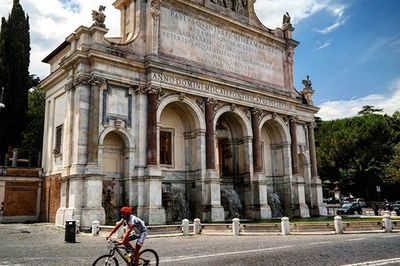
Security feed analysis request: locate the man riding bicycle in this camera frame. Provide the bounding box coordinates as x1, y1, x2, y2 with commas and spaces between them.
106, 207, 148, 266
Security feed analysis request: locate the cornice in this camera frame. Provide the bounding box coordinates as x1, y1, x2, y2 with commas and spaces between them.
39, 68, 68, 91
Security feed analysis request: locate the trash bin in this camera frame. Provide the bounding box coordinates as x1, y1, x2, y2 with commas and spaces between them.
65, 220, 76, 243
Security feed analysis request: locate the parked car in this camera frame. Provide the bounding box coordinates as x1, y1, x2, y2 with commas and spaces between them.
323, 197, 340, 204
355, 198, 367, 207
392, 201, 400, 215
336, 202, 363, 215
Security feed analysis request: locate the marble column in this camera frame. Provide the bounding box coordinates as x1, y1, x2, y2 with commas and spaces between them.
203, 98, 224, 222
205, 98, 216, 170
147, 88, 158, 166
307, 123, 328, 216
87, 76, 105, 167
251, 110, 262, 173
251, 109, 271, 219
143, 86, 165, 224
62, 87, 74, 177
289, 117, 299, 175
132, 86, 147, 214
289, 117, 309, 217
307, 123, 318, 178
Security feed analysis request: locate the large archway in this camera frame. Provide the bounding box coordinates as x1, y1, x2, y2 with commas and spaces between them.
215, 111, 251, 220
158, 98, 204, 223
101, 131, 126, 225
260, 117, 291, 217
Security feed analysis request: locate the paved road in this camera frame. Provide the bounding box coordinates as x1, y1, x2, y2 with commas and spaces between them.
0, 223, 400, 265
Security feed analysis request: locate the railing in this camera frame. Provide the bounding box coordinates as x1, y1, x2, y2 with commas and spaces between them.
1, 148, 41, 168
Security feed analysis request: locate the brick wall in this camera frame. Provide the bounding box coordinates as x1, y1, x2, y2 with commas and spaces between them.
3, 181, 39, 216
40, 174, 61, 223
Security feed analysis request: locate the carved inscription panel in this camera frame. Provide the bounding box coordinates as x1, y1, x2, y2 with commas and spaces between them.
160, 7, 286, 88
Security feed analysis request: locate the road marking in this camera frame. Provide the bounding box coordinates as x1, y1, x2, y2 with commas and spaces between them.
309, 241, 331, 245
341, 257, 400, 266
381, 235, 400, 238
345, 238, 366, 242
160, 245, 293, 263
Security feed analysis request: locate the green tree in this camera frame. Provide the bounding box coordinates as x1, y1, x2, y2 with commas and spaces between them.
383, 143, 400, 184
20, 77, 43, 152
358, 105, 383, 116
315, 109, 397, 199
0, 0, 31, 162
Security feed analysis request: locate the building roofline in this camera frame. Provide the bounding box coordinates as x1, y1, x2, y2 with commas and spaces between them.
42, 41, 70, 63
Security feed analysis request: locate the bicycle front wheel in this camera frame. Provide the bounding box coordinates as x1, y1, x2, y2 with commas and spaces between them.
139, 249, 159, 266
92, 254, 119, 266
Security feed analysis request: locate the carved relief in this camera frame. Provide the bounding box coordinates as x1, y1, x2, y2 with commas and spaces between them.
102, 180, 116, 225
65, 74, 105, 91
134, 85, 147, 95
151, 0, 161, 18
151, 0, 161, 54
114, 119, 124, 130
211, 0, 247, 14
196, 99, 205, 114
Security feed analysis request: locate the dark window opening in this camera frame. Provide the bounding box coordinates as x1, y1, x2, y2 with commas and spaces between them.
160, 130, 172, 165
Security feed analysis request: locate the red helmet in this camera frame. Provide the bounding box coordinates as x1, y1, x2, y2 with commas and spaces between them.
120, 206, 132, 215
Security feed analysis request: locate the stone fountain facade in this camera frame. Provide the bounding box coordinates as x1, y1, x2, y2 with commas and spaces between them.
40, 0, 327, 228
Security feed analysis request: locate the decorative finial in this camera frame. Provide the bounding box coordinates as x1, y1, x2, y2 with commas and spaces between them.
92, 5, 106, 28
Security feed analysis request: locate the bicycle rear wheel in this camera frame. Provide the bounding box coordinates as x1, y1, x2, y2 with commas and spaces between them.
92, 254, 119, 266
139, 249, 159, 266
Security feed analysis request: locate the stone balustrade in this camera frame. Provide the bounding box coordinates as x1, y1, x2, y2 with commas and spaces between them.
90, 215, 400, 238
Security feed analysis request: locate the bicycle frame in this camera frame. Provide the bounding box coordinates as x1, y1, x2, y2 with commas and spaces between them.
107, 241, 136, 265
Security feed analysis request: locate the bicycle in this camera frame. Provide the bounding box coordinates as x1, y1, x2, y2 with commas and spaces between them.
92, 239, 159, 266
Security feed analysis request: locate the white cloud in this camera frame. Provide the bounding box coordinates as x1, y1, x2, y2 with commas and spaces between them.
317, 79, 400, 120
316, 40, 332, 50
314, 5, 347, 34
1, 0, 120, 78
254, 0, 347, 32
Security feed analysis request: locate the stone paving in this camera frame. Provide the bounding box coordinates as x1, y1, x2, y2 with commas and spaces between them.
1, 223, 400, 265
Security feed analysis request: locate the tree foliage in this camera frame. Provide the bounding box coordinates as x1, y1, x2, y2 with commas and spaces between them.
20, 77, 43, 153
315, 108, 400, 199
0, 0, 31, 160
357, 105, 383, 116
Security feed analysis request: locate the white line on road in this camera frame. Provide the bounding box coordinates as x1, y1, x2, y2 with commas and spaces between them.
309, 241, 332, 245
160, 245, 293, 263
341, 257, 400, 266
345, 238, 366, 242
381, 235, 400, 238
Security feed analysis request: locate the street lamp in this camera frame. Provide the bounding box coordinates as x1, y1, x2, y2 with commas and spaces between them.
0, 87, 4, 110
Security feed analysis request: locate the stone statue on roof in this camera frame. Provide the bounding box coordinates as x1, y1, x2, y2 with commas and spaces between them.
92, 5, 106, 28
302, 75, 312, 88
283, 12, 291, 25
211, 0, 247, 14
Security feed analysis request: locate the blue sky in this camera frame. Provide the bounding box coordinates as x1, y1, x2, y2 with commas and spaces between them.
255, 0, 400, 119
291, 0, 400, 104
1, 0, 399, 120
